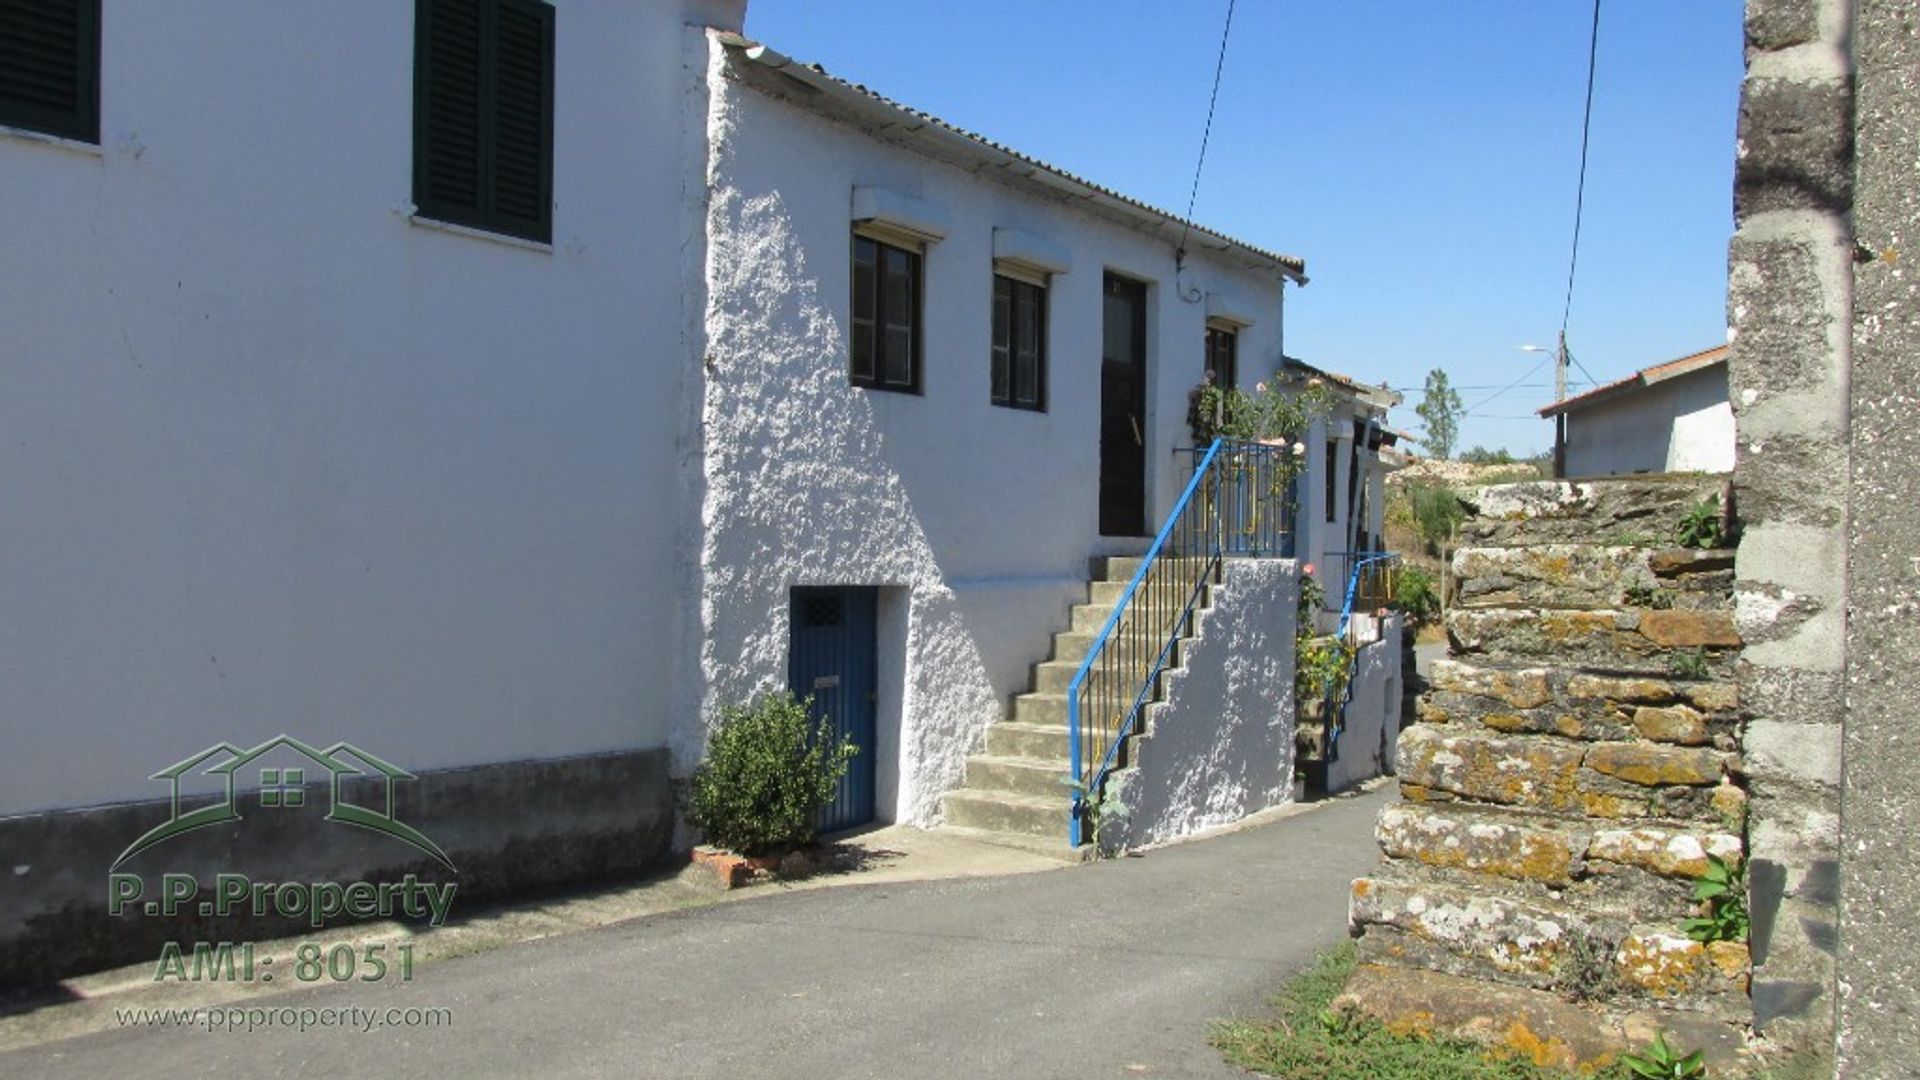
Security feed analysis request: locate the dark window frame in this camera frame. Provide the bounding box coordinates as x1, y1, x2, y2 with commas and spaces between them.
1325, 439, 1339, 524
849, 231, 923, 394
0, 0, 101, 144
413, 0, 555, 244
991, 272, 1048, 412
1204, 324, 1238, 391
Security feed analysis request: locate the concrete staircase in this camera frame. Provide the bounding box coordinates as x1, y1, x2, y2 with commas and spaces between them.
940, 556, 1212, 852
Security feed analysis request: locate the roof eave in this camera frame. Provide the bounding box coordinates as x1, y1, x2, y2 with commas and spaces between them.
720, 35, 1308, 285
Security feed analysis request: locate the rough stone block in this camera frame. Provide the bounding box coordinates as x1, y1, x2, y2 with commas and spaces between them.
1376, 803, 1584, 887
1350, 877, 1583, 985
1457, 478, 1727, 548
1649, 549, 1737, 577
1336, 964, 1751, 1073
1637, 610, 1743, 649
1631, 705, 1710, 745
1447, 609, 1736, 677
1745, 0, 1819, 50
1588, 826, 1744, 879
1396, 726, 1583, 812
1452, 545, 1658, 611
1584, 743, 1731, 788
1736, 76, 1854, 216
1617, 932, 1750, 1004
1429, 659, 1554, 709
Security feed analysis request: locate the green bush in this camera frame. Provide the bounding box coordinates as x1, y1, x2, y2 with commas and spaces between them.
688, 692, 858, 855
1675, 495, 1725, 550
1391, 565, 1441, 625
1409, 483, 1467, 554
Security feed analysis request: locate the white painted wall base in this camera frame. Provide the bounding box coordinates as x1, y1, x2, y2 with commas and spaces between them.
1114, 559, 1300, 848
1324, 615, 1404, 794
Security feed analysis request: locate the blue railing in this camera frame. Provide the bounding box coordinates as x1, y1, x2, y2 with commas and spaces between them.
1065, 439, 1296, 845
1323, 551, 1400, 762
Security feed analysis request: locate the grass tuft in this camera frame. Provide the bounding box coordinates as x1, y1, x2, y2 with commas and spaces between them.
1212, 943, 1633, 1080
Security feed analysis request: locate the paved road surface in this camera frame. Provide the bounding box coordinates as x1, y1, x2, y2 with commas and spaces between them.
6, 788, 1390, 1080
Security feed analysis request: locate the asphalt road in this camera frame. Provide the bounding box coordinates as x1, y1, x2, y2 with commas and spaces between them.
7, 787, 1390, 1080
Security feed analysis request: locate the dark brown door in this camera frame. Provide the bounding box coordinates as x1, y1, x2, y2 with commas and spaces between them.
1100, 274, 1148, 536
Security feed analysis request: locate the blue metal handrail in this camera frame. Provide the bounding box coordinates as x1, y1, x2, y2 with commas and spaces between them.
1064, 438, 1296, 846
1323, 550, 1400, 762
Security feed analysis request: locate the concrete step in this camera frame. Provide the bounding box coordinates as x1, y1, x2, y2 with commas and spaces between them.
937, 825, 1090, 861
1088, 578, 1213, 607
941, 789, 1070, 839
1068, 600, 1202, 633
962, 754, 1072, 799
1014, 693, 1072, 726
1014, 691, 1168, 728
985, 721, 1074, 758
1030, 640, 1193, 694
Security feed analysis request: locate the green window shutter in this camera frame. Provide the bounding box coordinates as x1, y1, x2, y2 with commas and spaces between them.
488, 0, 552, 242
0, 0, 101, 143
415, 0, 486, 224
413, 0, 552, 243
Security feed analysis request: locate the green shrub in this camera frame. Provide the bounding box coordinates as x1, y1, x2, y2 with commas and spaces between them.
1676, 495, 1725, 549
1297, 634, 1356, 702
1408, 483, 1467, 554
1682, 854, 1749, 944
688, 692, 858, 855
1620, 1031, 1707, 1079
1392, 565, 1441, 625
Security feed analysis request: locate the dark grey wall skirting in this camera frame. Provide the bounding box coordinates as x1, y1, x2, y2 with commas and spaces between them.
0, 747, 674, 991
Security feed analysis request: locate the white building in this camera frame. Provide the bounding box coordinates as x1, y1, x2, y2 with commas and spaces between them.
0, 0, 1397, 982
1538, 344, 1734, 478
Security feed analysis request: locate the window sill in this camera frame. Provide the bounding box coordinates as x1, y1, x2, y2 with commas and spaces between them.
405, 209, 554, 254
0, 123, 103, 158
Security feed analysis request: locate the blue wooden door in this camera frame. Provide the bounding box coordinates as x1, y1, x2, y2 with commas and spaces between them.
788, 587, 878, 833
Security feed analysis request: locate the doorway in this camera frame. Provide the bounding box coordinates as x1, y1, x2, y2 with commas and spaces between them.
788, 586, 879, 833
1100, 273, 1149, 536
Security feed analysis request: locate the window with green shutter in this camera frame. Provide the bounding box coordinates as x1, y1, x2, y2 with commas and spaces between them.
0, 0, 101, 144
413, 0, 554, 244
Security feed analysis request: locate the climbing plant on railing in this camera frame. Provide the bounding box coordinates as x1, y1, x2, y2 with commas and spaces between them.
1186, 375, 1333, 450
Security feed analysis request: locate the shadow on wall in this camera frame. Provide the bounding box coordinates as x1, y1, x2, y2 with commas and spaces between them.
1115, 560, 1302, 847
684, 184, 1011, 828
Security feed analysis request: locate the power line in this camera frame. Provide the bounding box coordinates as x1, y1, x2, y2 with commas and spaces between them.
1560, 0, 1601, 336
1459, 357, 1552, 416
1176, 0, 1237, 256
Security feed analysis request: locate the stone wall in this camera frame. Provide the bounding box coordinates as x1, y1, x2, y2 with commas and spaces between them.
1346, 476, 1751, 1070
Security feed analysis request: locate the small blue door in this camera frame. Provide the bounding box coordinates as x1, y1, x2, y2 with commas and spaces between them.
788, 586, 878, 833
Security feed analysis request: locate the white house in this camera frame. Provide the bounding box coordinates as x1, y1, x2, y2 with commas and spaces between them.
0, 0, 1397, 983
1538, 344, 1734, 478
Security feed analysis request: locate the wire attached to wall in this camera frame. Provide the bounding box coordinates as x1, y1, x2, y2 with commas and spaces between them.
1175, 0, 1238, 303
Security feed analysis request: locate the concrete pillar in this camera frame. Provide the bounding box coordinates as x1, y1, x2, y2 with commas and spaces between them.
1727, 0, 1852, 1051
1837, 1, 1920, 1073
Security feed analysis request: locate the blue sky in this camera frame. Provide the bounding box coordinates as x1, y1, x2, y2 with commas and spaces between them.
745, 1, 1744, 456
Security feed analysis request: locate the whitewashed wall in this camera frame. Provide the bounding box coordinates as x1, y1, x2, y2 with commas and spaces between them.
1563, 365, 1735, 477
1324, 615, 1403, 794
1115, 559, 1300, 847
0, 0, 706, 815
690, 37, 1292, 825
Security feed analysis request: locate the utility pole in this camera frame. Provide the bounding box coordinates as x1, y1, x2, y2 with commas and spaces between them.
1555, 329, 1569, 404
1553, 331, 1569, 479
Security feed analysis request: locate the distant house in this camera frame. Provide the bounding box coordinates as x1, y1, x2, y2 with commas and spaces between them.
1538, 344, 1733, 478
1278, 359, 1403, 607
